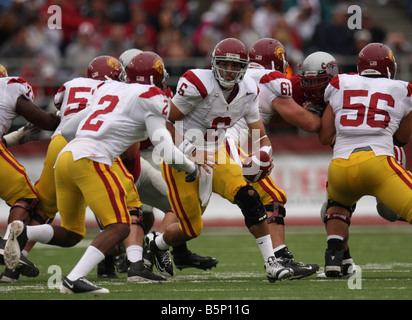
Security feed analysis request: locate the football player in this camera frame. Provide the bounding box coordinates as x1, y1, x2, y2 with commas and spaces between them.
224, 38, 321, 279
0, 63, 60, 279
292, 51, 407, 278
0, 56, 162, 284
318, 42, 412, 277
147, 38, 294, 283
3, 52, 198, 293
118, 49, 219, 273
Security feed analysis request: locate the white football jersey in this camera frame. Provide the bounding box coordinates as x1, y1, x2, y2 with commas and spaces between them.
0, 77, 34, 137
61, 80, 170, 165
225, 67, 292, 144
172, 69, 260, 152
52, 77, 103, 138
324, 73, 412, 159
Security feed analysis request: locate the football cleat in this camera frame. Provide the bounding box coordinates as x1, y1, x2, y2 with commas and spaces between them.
145, 232, 174, 277
278, 257, 319, 280
114, 253, 129, 273
324, 247, 344, 278
341, 258, 357, 278
265, 256, 293, 283
143, 244, 154, 271
172, 250, 218, 271
0, 267, 20, 283
127, 260, 166, 282
60, 276, 109, 294
3, 220, 26, 270
97, 256, 118, 278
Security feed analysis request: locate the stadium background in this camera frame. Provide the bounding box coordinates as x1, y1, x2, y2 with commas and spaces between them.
1, 0, 412, 227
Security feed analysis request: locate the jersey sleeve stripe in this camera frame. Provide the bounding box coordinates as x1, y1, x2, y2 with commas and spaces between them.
407, 83, 412, 97
139, 86, 166, 99
182, 70, 208, 99
259, 71, 287, 84
329, 75, 340, 89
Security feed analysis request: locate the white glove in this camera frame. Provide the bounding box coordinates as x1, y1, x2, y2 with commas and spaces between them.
3, 123, 41, 147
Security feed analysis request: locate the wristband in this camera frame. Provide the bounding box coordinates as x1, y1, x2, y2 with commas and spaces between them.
3, 126, 25, 147
178, 139, 196, 157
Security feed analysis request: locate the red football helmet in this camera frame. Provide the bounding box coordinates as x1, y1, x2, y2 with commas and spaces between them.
357, 42, 397, 79
212, 38, 249, 89
126, 51, 168, 89
87, 55, 125, 81
249, 38, 288, 73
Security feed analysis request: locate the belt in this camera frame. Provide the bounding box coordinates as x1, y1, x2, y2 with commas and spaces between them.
351, 146, 372, 154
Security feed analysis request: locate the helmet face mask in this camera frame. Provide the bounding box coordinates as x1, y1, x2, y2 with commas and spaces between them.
212, 38, 249, 89
299, 51, 338, 102
357, 42, 397, 79
87, 56, 125, 82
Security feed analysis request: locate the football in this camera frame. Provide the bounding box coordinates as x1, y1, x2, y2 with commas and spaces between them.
242, 150, 272, 183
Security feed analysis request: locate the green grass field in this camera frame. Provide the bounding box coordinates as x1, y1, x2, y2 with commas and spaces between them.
0, 224, 411, 303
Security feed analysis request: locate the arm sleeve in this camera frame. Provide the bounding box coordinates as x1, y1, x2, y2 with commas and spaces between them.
145, 115, 196, 174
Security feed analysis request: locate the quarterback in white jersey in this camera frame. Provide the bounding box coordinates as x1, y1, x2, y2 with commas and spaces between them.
224, 38, 321, 279
151, 38, 294, 283
319, 43, 412, 278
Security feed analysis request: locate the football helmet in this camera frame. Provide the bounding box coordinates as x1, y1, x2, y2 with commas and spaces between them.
357, 42, 397, 79
119, 48, 143, 69
300, 51, 338, 102
212, 38, 249, 89
126, 51, 168, 89
249, 38, 288, 73
87, 55, 125, 81
0, 64, 8, 78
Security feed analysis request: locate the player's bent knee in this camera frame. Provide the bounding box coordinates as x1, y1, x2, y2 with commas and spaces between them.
265, 202, 286, 225
234, 185, 267, 228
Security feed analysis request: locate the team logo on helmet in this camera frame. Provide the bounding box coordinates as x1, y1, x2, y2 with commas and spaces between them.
107, 57, 121, 70
0, 64, 7, 77
154, 59, 164, 74
275, 47, 285, 61
388, 49, 395, 63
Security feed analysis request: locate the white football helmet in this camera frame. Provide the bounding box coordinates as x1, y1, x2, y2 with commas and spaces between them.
300, 51, 338, 102
119, 48, 143, 69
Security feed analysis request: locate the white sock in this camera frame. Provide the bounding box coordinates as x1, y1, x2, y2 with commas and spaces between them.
154, 233, 169, 250
273, 244, 286, 255
126, 245, 143, 263
26, 224, 54, 243
327, 235, 344, 241
256, 234, 274, 262
67, 245, 105, 281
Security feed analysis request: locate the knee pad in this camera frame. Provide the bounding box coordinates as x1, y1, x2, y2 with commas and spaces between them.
10, 198, 39, 223
234, 185, 267, 228
323, 200, 355, 225
130, 207, 145, 229
265, 202, 286, 225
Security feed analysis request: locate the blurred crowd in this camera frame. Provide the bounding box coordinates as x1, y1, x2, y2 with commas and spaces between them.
1, 0, 412, 109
